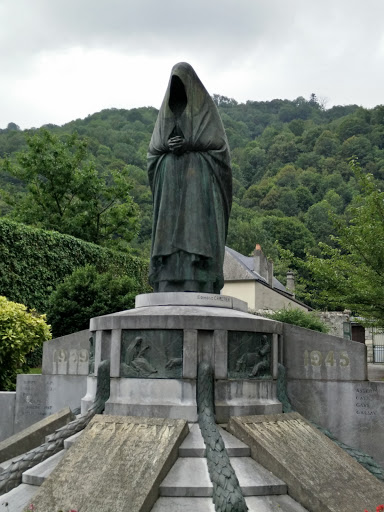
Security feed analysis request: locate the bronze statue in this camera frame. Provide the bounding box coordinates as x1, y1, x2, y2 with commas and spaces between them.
148, 62, 232, 293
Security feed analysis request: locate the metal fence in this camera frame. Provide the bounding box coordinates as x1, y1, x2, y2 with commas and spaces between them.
373, 345, 384, 363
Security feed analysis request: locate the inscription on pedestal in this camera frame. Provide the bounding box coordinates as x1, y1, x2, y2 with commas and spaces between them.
355, 384, 378, 417
18, 377, 54, 420
228, 332, 272, 379
121, 330, 183, 378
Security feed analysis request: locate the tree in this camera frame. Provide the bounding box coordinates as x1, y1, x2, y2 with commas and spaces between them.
1, 129, 139, 249
47, 265, 139, 338
306, 160, 384, 327
305, 200, 336, 243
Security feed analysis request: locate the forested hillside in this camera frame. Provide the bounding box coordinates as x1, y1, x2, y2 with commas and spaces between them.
1, 94, 383, 311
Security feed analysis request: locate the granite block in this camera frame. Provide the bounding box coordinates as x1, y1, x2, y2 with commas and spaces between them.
0, 407, 74, 463
228, 412, 384, 512
28, 415, 188, 512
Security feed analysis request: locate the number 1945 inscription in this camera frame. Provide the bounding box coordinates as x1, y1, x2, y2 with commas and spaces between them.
304, 350, 350, 367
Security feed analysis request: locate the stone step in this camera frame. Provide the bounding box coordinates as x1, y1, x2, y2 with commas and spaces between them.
22, 450, 66, 486
179, 424, 250, 457
63, 430, 83, 449
0, 483, 38, 512
159, 457, 286, 497
151, 495, 309, 511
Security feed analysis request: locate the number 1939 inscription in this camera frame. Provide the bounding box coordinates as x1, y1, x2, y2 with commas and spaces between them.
304, 350, 350, 367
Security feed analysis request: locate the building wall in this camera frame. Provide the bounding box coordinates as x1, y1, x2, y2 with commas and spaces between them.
319, 311, 350, 338
319, 312, 384, 363
254, 283, 308, 312
222, 281, 257, 310
283, 322, 384, 467
222, 281, 309, 312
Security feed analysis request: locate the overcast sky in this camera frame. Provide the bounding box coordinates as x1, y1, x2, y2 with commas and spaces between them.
1, 0, 384, 129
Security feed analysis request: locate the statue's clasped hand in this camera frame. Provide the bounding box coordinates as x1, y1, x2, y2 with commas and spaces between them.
168, 136, 188, 155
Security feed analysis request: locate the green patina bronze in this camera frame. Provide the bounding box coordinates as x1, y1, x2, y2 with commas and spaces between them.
120, 330, 183, 378
148, 62, 232, 294
88, 334, 95, 375
228, 332, 272, 379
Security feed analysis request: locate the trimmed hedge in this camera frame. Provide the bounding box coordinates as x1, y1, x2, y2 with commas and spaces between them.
0, 219, 150, 313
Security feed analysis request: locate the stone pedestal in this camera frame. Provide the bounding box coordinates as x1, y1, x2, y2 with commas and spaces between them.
82, 293, 283, 422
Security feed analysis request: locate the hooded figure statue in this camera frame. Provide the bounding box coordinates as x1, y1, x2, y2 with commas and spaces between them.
148, 62, 232, 293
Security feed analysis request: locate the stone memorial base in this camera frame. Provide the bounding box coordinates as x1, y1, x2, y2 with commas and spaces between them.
82, 292, 283, 422
28, 415, 188, 512
228, 412, 384, 512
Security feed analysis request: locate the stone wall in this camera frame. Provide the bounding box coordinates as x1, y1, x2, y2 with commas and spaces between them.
4, 331, 90, 437
283, 323, 367, 381
283, 323, 384, 467
42, 329, 90, 375
0, 392, 16, 441
287, 379, 384, 467
14, 374, 87, 432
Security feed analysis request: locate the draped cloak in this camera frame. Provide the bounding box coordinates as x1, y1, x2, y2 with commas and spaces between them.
148, 62, 232, 293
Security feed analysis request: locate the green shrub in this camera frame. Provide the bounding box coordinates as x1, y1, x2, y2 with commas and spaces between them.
0, 296, 51, 390
47, 265, 140, 338
0, 219, 150, 313
263, 308, 329, 333
25, 345, 43, 368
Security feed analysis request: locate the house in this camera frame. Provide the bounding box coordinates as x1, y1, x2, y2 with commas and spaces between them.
222, 244, 310, 313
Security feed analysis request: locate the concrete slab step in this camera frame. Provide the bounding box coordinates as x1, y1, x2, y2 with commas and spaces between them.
159, 457, 286, 497
0, 483, 38, 512
151, 495, 309, 511
63, 430, 83, 449
160, 457, 211, 497
22, 450, 66, 486
246, 495, 310, 512
231, 457, 287, 496
179, 424, 250, 457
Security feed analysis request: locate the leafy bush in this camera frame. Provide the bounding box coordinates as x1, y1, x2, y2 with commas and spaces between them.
264, 308, 329, 333
0, 219, 150, 313
25, 345, 43, 368
47, 265, 140, 338
0, 296, 51, 390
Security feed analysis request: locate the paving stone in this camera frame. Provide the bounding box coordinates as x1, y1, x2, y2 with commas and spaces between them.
178, 423, 250, 457
0, 484, 38, 512
22, 450, 66, 486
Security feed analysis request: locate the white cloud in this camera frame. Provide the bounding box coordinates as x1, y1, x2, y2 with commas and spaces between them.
1, 0, 384, 128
